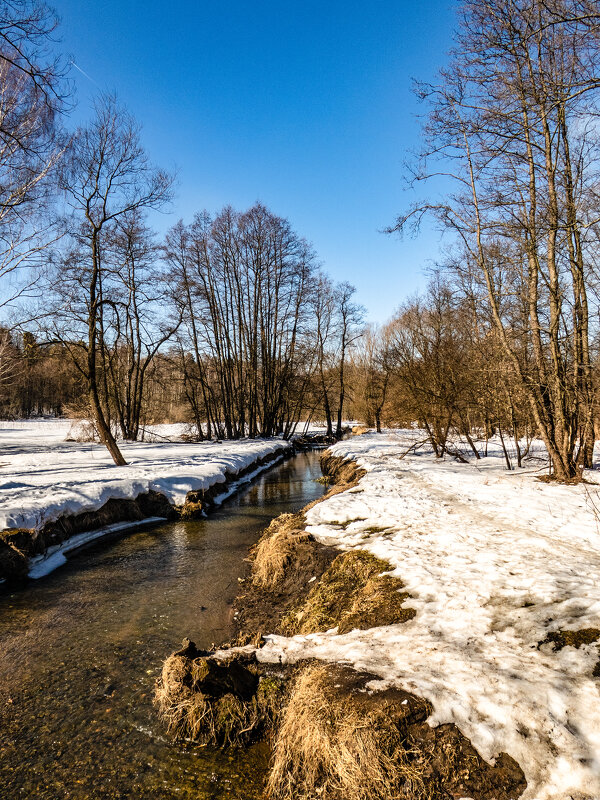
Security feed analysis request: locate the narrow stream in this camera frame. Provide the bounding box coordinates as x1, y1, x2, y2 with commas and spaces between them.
0, 450, 325, 800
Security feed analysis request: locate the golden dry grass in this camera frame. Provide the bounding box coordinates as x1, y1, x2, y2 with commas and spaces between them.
154, 653, 284, 747
251, 513, 312, 590
250, 456, 367, 595
267, 663, 428, 800
283, 550, 415, 635
351, 425, 370, 436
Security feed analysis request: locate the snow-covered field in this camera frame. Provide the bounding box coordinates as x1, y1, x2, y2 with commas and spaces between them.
0, 419, 289, 531
260, 430, 600, 800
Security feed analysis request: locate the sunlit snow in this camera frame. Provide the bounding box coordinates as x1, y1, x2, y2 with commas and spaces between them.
260, 430, 600, 800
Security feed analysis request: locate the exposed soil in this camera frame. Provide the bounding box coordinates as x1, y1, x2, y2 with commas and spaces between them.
230, 452, 366, 644
268, 662, 527, 800
539, 627, 600, 677
155, 641, 287, 748
281, 550, 415, 635
231, 513, 339, 645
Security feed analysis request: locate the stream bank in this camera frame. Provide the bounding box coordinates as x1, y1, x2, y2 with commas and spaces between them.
0, 441, 296, 583
0, 450, 326, 799
158, 450, 527, 800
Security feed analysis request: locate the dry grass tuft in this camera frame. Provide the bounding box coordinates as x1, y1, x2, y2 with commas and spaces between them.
251, 513, 312, 590
267, 664, 429, 800
283, 550, 415, 635
154, 652, 285, 747
351, 425, 370, 436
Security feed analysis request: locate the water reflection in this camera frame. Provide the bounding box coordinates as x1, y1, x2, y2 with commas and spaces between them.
0, 451, 324, 800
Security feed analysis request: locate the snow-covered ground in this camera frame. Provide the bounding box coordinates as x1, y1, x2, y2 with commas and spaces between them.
260, 430, 600, 800
0, 419, 289, 531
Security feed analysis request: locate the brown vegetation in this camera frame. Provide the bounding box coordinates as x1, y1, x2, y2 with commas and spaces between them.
268, 663, 527, 800
251, 512, 313, 591
155, 641, 285, 747
233, 451, 368, 643
282, 550, 415, 635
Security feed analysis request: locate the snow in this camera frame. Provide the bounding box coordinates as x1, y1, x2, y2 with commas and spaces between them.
27, 516, 167, 578
0, 419, 289, 531
258, 430, 600, 800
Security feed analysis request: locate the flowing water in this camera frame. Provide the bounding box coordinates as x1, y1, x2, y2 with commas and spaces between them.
0, 451, 325, 800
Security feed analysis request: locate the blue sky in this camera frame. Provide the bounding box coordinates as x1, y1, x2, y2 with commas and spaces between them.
53, 0, 456, 323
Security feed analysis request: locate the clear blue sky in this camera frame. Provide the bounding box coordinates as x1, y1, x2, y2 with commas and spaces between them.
53, 0, 457, 323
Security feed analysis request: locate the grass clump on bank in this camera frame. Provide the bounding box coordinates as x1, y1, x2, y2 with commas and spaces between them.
251, 513, 312, 591
267, 663, 527, 800
250, 453, 366, 595
283, 550, 415, 635
267, 663, 430, 800
154, 642, 285, 747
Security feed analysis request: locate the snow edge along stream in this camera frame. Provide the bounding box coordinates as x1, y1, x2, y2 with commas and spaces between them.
258, 431, 600, 800
1, 440, 294, 582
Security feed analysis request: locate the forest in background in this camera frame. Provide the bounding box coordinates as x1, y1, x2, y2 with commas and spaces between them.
2, 0, 600, 479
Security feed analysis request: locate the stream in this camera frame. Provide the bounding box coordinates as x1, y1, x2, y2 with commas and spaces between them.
0, 450, 325, 800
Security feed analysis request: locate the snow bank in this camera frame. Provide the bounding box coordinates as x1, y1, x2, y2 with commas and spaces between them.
0, 419, 288, 531
259, 431, 600, 800
27, 516, 167, 578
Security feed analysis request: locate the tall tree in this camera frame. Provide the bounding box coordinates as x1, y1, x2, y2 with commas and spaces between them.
333, 281, 364, 437
54, 94, 172, 465
103, 212, 181, 441
0, 0, 67, 309
164, 203, 317, 440
393, 0, 600, 479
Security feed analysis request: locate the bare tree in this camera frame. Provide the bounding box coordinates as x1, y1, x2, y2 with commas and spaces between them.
103, 211, 181, 440
164, 203, 317, 440
334, 281, 365, 437
393, 0, 600, 479
0, 0, 67, 312
53, 94, 173, 465
309, 272, 336, 436
0, 0, 68, 107
355, 323, 394, 433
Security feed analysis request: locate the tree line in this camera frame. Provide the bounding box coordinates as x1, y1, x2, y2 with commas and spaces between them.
342, 0, 600, 481
0, 2, 366, 465
384, 0, 600, 480
4, 0, 600, 480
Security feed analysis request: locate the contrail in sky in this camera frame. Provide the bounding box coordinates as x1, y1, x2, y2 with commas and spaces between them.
70, 60, 101, 88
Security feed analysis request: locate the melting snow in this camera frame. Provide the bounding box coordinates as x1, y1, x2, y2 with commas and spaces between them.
0, 419, 288, 531
259, 430, 600, 799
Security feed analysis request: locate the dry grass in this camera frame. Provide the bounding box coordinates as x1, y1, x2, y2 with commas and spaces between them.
539, 627, 600, 650
267, 664, 429, 800
351, 425, 370, 436
319, 453, 366, 489
250, 455, 366, 593
251, 513, 312, 590
283, 550, 415, 635
154, 653, 285, 747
